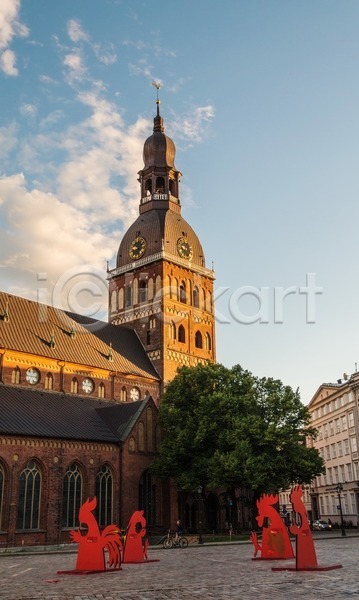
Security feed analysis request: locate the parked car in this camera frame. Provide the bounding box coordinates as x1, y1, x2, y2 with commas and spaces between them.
311, 519, 332, 531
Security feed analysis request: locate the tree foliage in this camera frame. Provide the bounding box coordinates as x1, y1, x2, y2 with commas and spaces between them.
152, 363, 324, 497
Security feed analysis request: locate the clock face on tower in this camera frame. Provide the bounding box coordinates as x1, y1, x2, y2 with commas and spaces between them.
177, 237, 193, 260
129, 236, 146, 260
82, 378, 94, 394
26, 368, 40, 385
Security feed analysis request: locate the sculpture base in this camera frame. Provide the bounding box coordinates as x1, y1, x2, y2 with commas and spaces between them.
272, 564, 342, 572
57, 568, 121, 575
122, 559, 160, 564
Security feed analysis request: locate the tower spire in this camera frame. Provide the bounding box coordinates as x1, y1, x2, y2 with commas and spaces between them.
151, 81, 164, 132
151, 81, 161, 116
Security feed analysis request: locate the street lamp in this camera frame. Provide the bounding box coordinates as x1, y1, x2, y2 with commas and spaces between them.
197, 486, 203, 544
336, 483, 346, 537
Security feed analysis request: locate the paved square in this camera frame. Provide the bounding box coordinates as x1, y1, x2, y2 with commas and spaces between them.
0, 536, 357, 599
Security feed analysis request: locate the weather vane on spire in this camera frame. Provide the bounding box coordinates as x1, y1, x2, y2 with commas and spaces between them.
151, 81, 161, 115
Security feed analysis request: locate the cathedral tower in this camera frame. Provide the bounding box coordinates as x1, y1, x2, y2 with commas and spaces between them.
108, 97, 215, 392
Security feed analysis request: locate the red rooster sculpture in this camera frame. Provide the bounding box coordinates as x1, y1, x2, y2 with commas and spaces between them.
70, 497, 122, 572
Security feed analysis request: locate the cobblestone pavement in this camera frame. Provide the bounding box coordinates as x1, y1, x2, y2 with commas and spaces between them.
0, 536, 358, 600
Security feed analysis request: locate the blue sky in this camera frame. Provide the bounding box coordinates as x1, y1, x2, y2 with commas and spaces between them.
1, 0, 359, 403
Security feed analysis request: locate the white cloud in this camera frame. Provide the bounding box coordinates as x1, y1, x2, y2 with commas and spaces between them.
0, 0, 29, 75
63, 52, 87, 83
20, 103, 37, 118
0, 48, 17, 75
0, 122, 17, 159
169, 105, 215, 143
67, 19, 89, 43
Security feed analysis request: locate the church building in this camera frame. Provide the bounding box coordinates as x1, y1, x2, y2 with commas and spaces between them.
0, 98, 217, 548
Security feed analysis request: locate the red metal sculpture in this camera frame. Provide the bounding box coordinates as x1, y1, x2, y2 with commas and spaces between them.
122, 510, 149, 563
66, 497, 122, 573
272, 485, 342, 572
251, 493, 294, 560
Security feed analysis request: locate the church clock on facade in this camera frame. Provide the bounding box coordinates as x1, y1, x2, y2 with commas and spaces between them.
108, 95, 216, 392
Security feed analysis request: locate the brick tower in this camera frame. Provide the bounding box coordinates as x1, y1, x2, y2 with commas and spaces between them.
108, 96, 215, 393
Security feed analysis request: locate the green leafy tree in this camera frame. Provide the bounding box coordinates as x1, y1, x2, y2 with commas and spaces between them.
152, 363, 324, 525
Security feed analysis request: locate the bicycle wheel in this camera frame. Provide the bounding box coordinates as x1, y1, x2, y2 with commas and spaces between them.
178, 537, 188, 548
163, 538, 173, 549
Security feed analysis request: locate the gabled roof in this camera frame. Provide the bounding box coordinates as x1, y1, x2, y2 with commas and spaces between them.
0, 292, 159, 381
0, 385, 152, 443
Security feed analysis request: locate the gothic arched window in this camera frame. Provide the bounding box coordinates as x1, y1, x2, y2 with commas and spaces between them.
125, 285, 132, 307
44, 373, 53, 390
71, 378, 78, 394
179, 281, 186, 303
195, 330, 203, 349
17, 460, 42, 530
120, 387, 127, 402
178, 325, 186, 343
95, 464, 113, 527
138, 422, 145, 452
193, 286, 199, 308
155, 176, 165, 192
62, 463, 83, 528
139, 470, 157, 528
11, 367, 21, 384
139, 280, 147, 304
98, 383, 105, 398
205, 332, 212, 351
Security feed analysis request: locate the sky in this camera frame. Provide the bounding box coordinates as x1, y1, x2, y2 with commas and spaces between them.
0, 0, 359, 404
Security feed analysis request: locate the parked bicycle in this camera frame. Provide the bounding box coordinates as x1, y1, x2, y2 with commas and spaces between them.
163, 529, 189, 549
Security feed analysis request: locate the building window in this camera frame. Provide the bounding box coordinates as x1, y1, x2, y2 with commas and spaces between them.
98, 383, 105, 398
350, 437, 357, 453
168, 321, 176, 340
149, 316, 156, 329
148, 278, 154, 301
342, 415, 347, 430
347, 463, 353, 481
125, 286, 132, 307
178, 325, 185, 343
138, 422, 145, 451
120, 387, 127, 402
348, 411, 354, 428
344, 438, 350, 454
195, 331, 203, 349
11, 367, 21, 384
139, 280, 147, 304
17, 461, 41, 530
71, 378, 78, 394
146, 331, 151, 345
139, 470, 157, 528
0, 463, 4, 530
129, 436, 136, 452
147, 407, 153, 452
193, 286, 199, 308
205, 332, 211, 351
179, 282, 186, 303
95, 465, 113, 527
62, 463, 83, 528
44, 373, 53, 390
118, 288, 124, 310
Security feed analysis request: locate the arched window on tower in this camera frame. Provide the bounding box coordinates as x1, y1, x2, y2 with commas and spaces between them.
44, 373, 53, 390
155, 275, 162, 296
206, 291, 212, 313
193, 286, 199, 308
138, 422, 145, 451
195, 331, 203, 349
155, 176, 165, 192
110, 289, 117, 312
139, 280, 147, 304
98, 383, 105, 398
178, 325, 186, 343
125, 285, 132, 307
179, 281, 186, 303
148, 278, 154, 301
168, 321, 176, 340
145, 178, 152, 195
118, 288, 124, 310
120, 387, 127, 402
201, 289, 206, 309
133, 279, 138, 305
169, 178, 176, 196
71, 378, 78, 394
11, 367, 21, 384
205, 332, 212, 351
